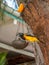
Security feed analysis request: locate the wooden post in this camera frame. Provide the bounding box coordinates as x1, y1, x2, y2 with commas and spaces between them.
22, 0, 49, 65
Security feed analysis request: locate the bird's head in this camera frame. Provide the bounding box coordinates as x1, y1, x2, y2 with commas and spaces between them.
18, 33, 25, 40
18, 33, 24, 37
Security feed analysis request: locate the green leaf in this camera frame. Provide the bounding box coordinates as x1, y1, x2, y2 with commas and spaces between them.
0, 52, 7, 65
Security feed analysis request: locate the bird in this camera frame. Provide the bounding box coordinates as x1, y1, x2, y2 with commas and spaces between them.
17, 3, 24, 13
18, 33, 40, 43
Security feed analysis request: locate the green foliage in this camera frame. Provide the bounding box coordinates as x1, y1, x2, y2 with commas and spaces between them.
0, 52, 7, 65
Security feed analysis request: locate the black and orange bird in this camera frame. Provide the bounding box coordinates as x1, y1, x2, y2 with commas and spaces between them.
18, 33, 40, 43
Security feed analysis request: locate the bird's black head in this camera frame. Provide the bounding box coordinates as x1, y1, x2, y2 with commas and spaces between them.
18, 33, 25, 40
19, 33, 24, 36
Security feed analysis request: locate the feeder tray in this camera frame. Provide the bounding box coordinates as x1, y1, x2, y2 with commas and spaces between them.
12, 33, 28, 49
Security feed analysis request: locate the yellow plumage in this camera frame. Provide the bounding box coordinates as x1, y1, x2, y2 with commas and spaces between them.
24, 35, 39, 42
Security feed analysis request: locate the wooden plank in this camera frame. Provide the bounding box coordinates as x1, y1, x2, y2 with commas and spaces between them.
0, 42, 35, 58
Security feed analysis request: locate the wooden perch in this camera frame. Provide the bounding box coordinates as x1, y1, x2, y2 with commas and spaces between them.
0, 42, 35, 58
